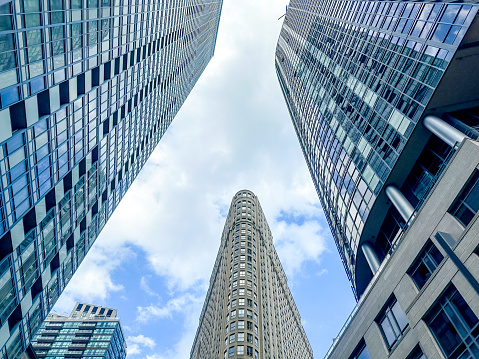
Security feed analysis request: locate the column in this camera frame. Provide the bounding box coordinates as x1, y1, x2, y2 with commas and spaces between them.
361, 242, 381, 274
385, 185, 415, 222
423, 115, 468, 148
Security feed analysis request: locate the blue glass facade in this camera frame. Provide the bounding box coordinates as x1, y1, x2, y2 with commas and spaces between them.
31, 303, 126, 358
275, 0, 479, 298
0, 0, 223, 357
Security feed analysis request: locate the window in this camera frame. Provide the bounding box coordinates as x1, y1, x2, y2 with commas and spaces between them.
349, 340, 371, 359
229, 334, 235, 343
247, 346, 253, 357
237, 345, 244, 355
238, 309, 244, 318
238, 332, 244, 342
247, 321, 253, 330
228, 347, 234, 357
232, 299, 237, 307
231, 310, 236, 319
247, 333, 253, 343
450, 171, 479, 226
406, 345, 426, 359
376, 297, 409, 350
426, 286, 479, 358
408, 241, 444, 289
255, 350, 259, 359
238, 320, 244, 329
230, 322, 235, 331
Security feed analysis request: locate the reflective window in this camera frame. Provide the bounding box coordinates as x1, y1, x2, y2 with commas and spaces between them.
426, 286, 479, 358
408, 241, 444, 289
376, 297, 409, 349
349, 340, 372, 359
450, 170, 479, 226
406, 345, 426, 359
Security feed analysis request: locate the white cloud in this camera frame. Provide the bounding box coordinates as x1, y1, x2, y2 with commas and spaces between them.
136, 293, 202, 323
274, 220, 329, 277
54, 0, 338, 357
127, 344, 141, 356
83, 0, 320, 294
128, 334, 156, 349
140, 276, 161, 298
53, 243, 131, 315
127, 334, 156, 356
135, 293, 206, 359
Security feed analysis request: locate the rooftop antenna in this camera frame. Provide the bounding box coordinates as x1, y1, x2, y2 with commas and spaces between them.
278, 5, 287, 20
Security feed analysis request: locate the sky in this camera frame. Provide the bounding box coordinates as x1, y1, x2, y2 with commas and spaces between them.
53, 0, 357, 358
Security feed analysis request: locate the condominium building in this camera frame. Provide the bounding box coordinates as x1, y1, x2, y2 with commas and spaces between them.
190, 190, 313, 359
0, 0, 223, 357
31, 302, 126, 358
275, 0, 479, 300
276, 1, 479, 358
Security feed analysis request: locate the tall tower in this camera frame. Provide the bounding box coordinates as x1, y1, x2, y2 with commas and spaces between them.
275, 0, 479, 299
190, 190, 313, 359
0, 0, 223, 357
31, 302, 126, 358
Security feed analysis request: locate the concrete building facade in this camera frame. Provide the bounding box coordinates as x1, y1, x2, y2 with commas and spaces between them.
0, 0, 223, 357
31, 302, 126, 358
190, 190, 313, 359
322, 139, 479, 359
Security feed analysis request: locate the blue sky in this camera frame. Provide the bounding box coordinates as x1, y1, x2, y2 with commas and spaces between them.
53, 0, 357, 357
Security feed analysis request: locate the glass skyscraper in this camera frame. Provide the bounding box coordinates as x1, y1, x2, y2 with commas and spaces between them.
275, 0, 479, 298
0, 0, 223, 357
190, 190, 313, 359
31, 302, 126, 358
